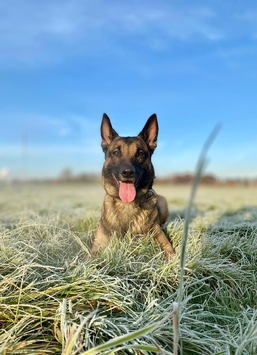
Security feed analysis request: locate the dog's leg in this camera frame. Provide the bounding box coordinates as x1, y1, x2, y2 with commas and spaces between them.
157, 195, 169, 225
91, 224, 110, 256
153, 225, 175, 259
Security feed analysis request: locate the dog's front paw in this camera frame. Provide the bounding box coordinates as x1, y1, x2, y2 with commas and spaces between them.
164, 246, 175, 260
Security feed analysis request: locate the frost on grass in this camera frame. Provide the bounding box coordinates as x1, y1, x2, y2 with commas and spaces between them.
0, 183, 257, 354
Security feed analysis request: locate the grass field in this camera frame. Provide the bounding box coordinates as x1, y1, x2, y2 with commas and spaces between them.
0, 182, 257, 354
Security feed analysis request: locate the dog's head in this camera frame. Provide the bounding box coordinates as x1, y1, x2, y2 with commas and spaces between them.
100, 113, 158, 202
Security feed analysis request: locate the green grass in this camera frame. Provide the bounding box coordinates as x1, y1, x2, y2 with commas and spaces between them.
0, 182, 257, 354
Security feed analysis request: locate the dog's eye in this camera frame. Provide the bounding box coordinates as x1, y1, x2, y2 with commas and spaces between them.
112, 149, 121, 157
136, 150, 145, 162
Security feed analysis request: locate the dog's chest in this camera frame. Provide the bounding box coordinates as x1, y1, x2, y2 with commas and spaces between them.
103, 195, 158, 235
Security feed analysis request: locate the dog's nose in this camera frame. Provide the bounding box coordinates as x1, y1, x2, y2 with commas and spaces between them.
121, 168, 135, 179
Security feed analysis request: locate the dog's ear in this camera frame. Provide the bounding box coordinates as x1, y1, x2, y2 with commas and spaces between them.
101, 113, 119, 152
138, 114, 158, 152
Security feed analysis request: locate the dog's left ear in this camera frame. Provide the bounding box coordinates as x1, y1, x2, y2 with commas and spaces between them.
101, 113, 119, 152
138, 114, 158, 152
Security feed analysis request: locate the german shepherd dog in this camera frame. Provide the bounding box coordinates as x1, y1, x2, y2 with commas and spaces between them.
91, 113, 175, 259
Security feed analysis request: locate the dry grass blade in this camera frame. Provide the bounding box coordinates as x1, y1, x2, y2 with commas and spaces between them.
174, 124, 221, 354
80, 320, 163, 355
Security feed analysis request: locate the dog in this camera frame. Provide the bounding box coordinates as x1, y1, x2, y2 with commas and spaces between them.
91, 113, 175, 259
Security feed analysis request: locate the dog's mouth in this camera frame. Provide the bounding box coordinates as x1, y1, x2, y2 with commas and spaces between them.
112, 174, 137, 203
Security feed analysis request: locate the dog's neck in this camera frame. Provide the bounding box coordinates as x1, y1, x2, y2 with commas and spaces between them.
144, 188, 156, 200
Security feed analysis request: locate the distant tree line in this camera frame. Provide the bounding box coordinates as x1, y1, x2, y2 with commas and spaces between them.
155, 173, 257, 186
8, 169, 257, 187
57, 169, 257, 187
57, 168, 100, 183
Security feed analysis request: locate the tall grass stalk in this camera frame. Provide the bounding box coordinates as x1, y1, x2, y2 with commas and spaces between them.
174, 124, 221, 354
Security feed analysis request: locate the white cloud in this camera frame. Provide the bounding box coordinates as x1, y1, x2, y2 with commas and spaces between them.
0, 111, 99, 142
0, 0, 225, 66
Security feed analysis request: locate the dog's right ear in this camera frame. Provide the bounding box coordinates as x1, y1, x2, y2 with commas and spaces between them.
101, 113, 118, 152
138, 113, 158, 153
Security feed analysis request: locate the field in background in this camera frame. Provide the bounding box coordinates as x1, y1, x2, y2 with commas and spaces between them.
0, 182, 257, 354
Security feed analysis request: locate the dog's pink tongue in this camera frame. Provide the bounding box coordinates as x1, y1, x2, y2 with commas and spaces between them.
119, 182, 136, 203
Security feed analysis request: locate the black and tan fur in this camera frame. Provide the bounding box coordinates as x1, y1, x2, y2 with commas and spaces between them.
91, 113, 175, 259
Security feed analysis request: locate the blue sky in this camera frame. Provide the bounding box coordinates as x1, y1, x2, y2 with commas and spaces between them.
0, 0, 257, 180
